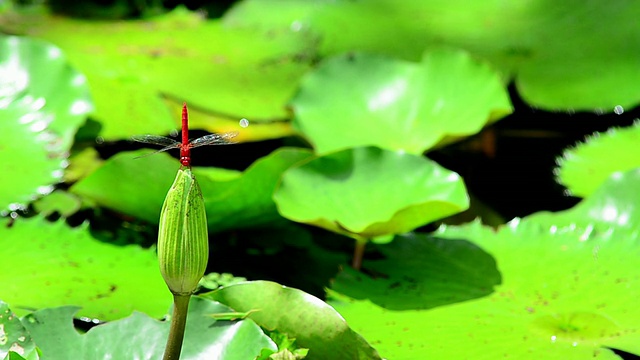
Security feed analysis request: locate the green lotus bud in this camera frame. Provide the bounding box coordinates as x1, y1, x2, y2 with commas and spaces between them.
157, 167, 208, 295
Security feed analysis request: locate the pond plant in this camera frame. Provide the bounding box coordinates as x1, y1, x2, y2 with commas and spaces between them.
0, 1, 639, 359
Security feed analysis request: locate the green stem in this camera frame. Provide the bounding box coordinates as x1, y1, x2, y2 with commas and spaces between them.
163, 294, 191, 360
352, 239, 368, 270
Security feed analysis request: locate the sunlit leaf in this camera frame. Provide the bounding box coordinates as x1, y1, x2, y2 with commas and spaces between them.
70, 148, 313, 232
201, 147, 314, 232
0, 301, 38, 360
556, 125, 640, 198
328, 169, 640, 359
206, 281, 381, 360
0, 35, 92, 212
32, 190, 81, 218
273, 146, 469, 238
226, 0, 640, 111
291, 49, 511, 155
0, 216, 169, 321
70, 150, 178, 224
0, 8, 313, 140
20, 297, 275, 359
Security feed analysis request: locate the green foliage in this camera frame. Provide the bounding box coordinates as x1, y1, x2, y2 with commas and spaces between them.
0, 35, 92, 212
0, 301, 38, 360
556, 124, 640, 198
291, 49, 511, 154
205, 281, 381, 360
70, 150, 178, 224
198, 272, 247, 292
0, 216, 169, 321
32, 190, 81, 217
330, 234, 501, 311
227, 0, 640, 111
328, 168, 640, 359
71, 148, 313, 232
257, 332, 309, 359
0, 1, 638, 359
4, 297, 275, 359
274, 146, 469, 238
0, 7, 311, 140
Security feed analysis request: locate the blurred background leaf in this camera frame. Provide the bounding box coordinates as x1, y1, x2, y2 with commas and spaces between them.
225, 0, 640, 111
0, 7, 313, 140
0, 35, 92, 212
291, 49, 512, 154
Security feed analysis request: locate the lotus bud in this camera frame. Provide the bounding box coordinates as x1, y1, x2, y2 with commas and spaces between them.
157, 167, 208, 295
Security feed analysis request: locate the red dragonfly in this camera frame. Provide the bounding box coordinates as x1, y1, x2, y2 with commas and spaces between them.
132, 103, 246, 167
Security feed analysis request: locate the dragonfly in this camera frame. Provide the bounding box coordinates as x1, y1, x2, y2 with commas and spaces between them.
132, 102, 248, 167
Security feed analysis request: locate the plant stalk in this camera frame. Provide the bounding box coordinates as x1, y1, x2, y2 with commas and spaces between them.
352, 239, 367, 270
163, 294, 191, 360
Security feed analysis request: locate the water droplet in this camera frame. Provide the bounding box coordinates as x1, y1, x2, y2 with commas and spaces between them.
70, 99, 91, 115
19, 113, 36, 124
290, 20, 303, 32
593, 108, 604, 115
95, 136, 104, 145
239, 118, 249, 128
72, 74, 87, 86
36, 185, 54, 196
550, 335, 557, 343
7, 203, 25, 212
47, 47, 61, 59
601, 204, 618, 221
29, 119, 49, 132
169, 129, 179, 137
613, 105, 624, 115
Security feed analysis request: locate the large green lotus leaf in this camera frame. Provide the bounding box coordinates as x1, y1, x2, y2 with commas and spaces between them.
273, 146, 469, 238
556, 125, 640, 198
0, 301, 38, 360
32, 190, 81, 218
331, 234, 501, 311
530, 168, 640, 233
0, 35, 92, 212
20, 296, 275, 360
225, 0, 640, 111
329, 221, 640, 359
291, 49, 511, 155
200, 147, 314, 232
0, 217, 169, 321
205, 281, 381, 360
0, 7, 312, 140
70, 150, 180, 224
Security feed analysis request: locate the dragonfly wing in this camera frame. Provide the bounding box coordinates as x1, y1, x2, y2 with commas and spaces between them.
133, 146, 178, 159
189, 132, 239, 148
131, 135, 181, 147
